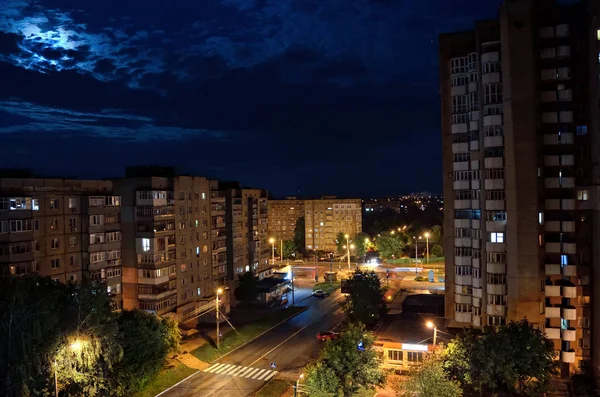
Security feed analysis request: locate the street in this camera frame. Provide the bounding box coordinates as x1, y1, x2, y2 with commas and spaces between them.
159, 289, 345, 397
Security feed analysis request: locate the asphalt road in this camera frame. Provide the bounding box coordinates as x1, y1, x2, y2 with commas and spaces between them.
160, 290, 345, 397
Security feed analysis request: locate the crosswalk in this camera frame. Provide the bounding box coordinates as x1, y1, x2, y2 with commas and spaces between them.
204, 363, 278, 381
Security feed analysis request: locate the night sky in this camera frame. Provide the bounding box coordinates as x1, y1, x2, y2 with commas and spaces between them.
0, 0, 503, 197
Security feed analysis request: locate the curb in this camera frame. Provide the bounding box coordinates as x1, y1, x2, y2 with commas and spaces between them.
209, 305, 309, 363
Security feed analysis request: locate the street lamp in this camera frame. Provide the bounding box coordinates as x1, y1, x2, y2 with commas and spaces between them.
424, 232, 430, 264
350, 244, 356, 268
55, 338, 85, 397
413, 236, 422, 274
345, 234, 351, 269
269, 238, 275, 265
216, 288, 223, 349
427, 321, 438, 351
293, 373, 304, 397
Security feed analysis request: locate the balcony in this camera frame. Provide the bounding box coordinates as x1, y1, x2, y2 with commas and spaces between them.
473, 287, 483, 298
544, 221, 560, 232
472, 296, 481, 307
487, 304, 506, 316
485, 157, 503, 168
484, 179, 504, 190
545, 199, 560, 210
473, 278, 482, 288
562, 285, 577, 298
561, 306, 577, 320
486, 242, 506, 253
472, 315, 481, 327
487, 262, 506, 274
561, 328, 576, 342
546, 305, 561, 318
484, 136, 504, 148
545, 285, 561, 297
545, 264, 561, 275
455, 312, 472, 323
454, 200, 471, 209
455, 275, 472, 285
454, 237, 471, 247
561, 350, 575, 363
485, 200, 505, 211
455, 256, 471, 266
487, 284, 506, 295
563, 265, 577, 276
545, 327, 560, 340
485, 220, 505, 233
455, 294, 472, 304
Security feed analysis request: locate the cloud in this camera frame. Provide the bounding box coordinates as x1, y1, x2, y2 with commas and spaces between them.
0, 100, 231, 141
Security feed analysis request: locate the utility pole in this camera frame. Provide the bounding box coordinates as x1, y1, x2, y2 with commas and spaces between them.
414, 236, 419, 274
345, 234, 351, 270
216, 288, 222, 349
329, 253, 333, 286
315, 249, 319, 282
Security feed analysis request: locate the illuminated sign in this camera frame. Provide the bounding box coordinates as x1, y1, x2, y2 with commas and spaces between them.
401, 343, 428, 352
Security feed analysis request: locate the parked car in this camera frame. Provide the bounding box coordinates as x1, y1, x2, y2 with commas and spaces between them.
316, 331, 339, 341
312, 289, 329, 298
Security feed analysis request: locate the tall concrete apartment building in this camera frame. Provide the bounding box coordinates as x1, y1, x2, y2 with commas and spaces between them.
305, 198, 362, 252
267, 198, 305, 242
219, 184, 270, 280
440, 0, 600, 375
114, 168, 216, 322
0, 175, 123, 309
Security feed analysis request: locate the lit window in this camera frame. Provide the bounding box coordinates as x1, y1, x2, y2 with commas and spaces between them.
196, 246, 200, 255
597, 29, 600, 40
201, 192, 207, 200
577, 190, 589, 201
576, 125, 588, 136
538, 212, 544, 225
142, 238, 150, 252
197, 287, 201, 296
490, 232, 504, 243
561, 255, 568, 266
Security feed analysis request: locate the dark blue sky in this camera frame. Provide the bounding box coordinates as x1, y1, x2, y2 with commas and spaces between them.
0, 0, 502, 197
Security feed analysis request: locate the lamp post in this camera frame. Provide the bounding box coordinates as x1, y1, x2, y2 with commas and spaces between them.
345, 234, 351, 269
414, 236, 421, 274
216, 288, 223, 349
55, 339, 84, 397
350, 244, 356, 268
269, 238, 275, 265
424, 232, 430, 264
293, 373, 304, 397
427, 321, 438, 351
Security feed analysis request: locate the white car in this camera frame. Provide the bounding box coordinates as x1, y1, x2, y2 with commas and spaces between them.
312, 289, 329, 298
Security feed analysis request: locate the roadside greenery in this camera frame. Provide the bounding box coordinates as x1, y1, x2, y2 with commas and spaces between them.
343, 270, 387, 328
443, 320, 558, 396
313, 281, 341, 295
294, 216, 306, 253
234, 271, 258, 305
336, 231, 347, 255
302, 323, 385, 397
191, 306, 306, 362
131, 364, 196, 397
0, 274, 180, 397
400, 355, 462, 397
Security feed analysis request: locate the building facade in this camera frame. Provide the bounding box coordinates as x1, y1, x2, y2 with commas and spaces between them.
0, 176, 123, 309
440, 0, 600, 375
304, 198, 362, 252
267, 197, 304, 242
114, 168, 216, 322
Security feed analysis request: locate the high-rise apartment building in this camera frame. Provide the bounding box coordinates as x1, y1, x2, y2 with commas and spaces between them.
219, 184, 270, 280
267, 197, 304, 242
440, 0, 600, 375
305, 198, 362, 252
114, 168, 216, 322
0, 175, 123, 309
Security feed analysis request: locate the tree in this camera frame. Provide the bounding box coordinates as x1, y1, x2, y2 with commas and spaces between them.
320, 323, 386, 397
335, 231, 347, 255
282, 240, 296, 259
353, 232, 371, 259
443, 320, 558, 396
0, 275, 69, 396
234, 272, 258, 305
429, 225, 442, 244
343, 270, 387, 328
401, 356, 462, 397
294, 217, 306, 253
113, 310, 180, 395
431, 244, 444, 258
375, 232, 405, 260
301, 361, 341, 397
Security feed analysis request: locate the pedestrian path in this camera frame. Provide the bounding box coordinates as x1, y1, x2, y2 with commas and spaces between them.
204, 363, 278, 381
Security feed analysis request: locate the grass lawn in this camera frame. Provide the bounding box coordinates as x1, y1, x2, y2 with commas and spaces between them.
313, 281, 341, 294
256, 379, 291, 397
192, 306, 306, 363
132, 364, 196, 397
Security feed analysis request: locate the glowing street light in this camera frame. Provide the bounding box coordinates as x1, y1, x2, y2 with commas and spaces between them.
345, 234, 351, 269
269, 237, 276, 265
216, 288, 224, 349
55, 338, 85, 397
427, 321, 437, 350
423, 232, 430, 264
